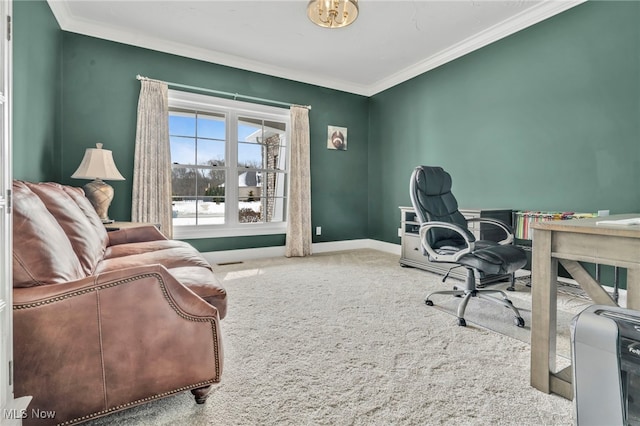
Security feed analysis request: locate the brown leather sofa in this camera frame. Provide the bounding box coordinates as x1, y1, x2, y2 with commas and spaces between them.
11, 180, 227, 425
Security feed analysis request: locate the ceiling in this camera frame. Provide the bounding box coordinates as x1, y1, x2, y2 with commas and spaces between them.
47, 0, 585, 96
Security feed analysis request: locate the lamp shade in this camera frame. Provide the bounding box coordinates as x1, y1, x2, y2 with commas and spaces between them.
71, 143, 125, 181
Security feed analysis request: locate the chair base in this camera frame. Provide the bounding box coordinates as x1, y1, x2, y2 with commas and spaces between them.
425, 268, 525, 328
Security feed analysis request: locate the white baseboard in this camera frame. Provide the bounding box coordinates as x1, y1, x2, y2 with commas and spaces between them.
202, 239, 401, 265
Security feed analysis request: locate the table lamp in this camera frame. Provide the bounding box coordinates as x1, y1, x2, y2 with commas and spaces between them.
71, 143, 125, 223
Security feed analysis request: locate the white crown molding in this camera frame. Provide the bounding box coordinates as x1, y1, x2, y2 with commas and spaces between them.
367, 0, 588, 96
47, 0, 586, 97
46, 0, 74, 29
46, 0, 371, 95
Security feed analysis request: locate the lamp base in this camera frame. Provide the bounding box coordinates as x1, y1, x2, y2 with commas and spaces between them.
83, 179, 115, 223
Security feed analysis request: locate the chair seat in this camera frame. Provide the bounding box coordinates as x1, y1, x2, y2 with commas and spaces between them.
432, 240, 527, 276
458, 243, 527, 275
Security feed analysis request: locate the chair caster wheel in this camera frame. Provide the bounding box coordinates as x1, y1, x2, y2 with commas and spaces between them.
458, 318, 467, 327
515, 317, 525, 327
506, 286, 516, 292
425, 300, 434, 306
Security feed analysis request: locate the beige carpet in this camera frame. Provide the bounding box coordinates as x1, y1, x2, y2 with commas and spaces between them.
430, 274, 591, 361
86, 249, 578, 425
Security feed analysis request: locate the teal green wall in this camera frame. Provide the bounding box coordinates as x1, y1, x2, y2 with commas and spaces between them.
12, 0, 61, 182
13, 1, 640, 258
58, 33, 369, 251
369, 1, 640, 245
12, 0, 369, 251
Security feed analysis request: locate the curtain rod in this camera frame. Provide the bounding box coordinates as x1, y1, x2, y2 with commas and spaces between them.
136, 75, 311, 110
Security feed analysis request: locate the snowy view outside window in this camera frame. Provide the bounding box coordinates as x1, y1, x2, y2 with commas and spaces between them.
169, 98, 288, 230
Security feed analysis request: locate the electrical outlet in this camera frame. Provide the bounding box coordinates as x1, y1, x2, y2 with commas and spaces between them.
398, 228, 402, 237
316, 226, 322, 236
598, 210, 610, 217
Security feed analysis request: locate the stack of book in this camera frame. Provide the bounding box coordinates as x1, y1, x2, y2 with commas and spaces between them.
514, 211, 597, 240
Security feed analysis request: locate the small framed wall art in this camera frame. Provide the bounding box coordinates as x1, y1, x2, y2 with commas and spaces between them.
327, 125, 347, 151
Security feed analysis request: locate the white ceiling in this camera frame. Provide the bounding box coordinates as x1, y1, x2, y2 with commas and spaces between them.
47, 0, 586, 96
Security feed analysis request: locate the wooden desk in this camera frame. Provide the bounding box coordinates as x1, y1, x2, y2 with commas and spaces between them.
530, 213, 640, 399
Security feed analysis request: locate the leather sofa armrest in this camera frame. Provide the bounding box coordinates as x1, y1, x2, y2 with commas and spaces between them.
14, 264, 219, 319
107, 225, 168, 246
13, 264, 223, 425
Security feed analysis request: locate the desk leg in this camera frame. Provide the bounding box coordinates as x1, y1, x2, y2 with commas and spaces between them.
530, 229, 558, 394
627, 268, 640, 310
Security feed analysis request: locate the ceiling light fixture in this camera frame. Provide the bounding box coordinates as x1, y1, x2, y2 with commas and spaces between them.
307, 0, 359, 29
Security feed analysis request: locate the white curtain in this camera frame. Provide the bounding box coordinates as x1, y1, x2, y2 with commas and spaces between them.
286, 106, 312, 257
132, 79, 173, 238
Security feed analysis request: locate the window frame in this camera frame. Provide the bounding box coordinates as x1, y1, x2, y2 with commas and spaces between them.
168, 89, 290, 239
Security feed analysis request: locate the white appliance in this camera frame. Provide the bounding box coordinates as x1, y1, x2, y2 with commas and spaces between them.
571, 305, 640, 425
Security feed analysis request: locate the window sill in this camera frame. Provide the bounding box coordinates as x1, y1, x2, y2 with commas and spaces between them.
173, 223, 286, 240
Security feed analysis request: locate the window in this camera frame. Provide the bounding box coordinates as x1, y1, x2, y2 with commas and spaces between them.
168, 90, 289, 239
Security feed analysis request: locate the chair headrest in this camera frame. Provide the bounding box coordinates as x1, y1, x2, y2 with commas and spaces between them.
415, 166, 452, 196
410, 165, 473, 247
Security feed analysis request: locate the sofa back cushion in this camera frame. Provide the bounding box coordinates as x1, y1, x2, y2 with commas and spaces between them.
26, 182, 109, 275
13, 181, 84, 287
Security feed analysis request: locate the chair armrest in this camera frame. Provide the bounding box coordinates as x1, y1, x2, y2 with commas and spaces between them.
418, 221, 474, 262
466, 217, 515, 245
108, 225, 168, 246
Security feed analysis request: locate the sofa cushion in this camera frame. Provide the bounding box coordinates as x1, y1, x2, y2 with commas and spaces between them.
60, 183, 109, 242
104, 239, 200, 259
12, 181, 84, 287
25, 182, 108, 275
98, 244, 213, 271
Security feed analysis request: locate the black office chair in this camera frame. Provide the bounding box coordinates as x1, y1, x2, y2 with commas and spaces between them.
409, 165, 527, 327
